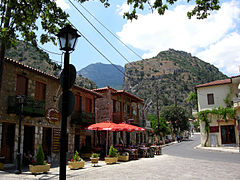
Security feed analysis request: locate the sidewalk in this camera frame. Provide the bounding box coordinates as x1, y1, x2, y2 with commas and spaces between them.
195, 144, 240, 153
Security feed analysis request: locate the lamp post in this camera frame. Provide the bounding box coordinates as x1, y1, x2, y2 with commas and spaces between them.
15, 95, 25, 174
57, 24, 80, 180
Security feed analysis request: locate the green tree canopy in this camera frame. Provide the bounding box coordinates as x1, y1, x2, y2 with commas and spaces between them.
0, 0, 68, 92
148, 114, 170, 137
79, 0, 221, 20
160, 105, 189, 135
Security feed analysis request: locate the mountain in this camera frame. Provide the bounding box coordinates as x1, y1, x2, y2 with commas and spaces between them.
5, 41, 96, 89
123, 49, 228, 115
78, 63, 124, 89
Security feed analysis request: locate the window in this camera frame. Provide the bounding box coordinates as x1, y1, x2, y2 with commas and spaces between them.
74, 94, 82, 112
35, 81, 46, 101
16, 75, 28, 95
85, 98, 92, 113
113, 100, 116, 113
207, 93, 214, 105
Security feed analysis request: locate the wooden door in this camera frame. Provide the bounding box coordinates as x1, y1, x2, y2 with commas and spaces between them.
221, 125, 236, 144
1, 123, 15, 163
42, 128, 52, 156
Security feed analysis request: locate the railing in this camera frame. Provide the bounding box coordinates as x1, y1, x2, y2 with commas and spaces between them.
71, 111, 95, 125
7, 96, 45, 117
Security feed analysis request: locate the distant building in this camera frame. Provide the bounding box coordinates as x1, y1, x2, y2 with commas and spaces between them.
94, 86, 152, 146
196, 76, 240, 147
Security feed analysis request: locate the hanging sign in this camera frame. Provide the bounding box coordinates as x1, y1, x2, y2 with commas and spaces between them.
45, 108, 61, 124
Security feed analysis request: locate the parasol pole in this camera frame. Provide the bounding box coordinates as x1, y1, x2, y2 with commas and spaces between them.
106, 130, 109, 156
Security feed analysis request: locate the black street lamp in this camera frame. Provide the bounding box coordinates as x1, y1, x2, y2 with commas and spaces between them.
15, 95, 25, 174
57, 24, 80, 180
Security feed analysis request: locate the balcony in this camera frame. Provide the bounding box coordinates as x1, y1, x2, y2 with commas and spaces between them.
8, 96, 45, 117
71, 111, 95, 125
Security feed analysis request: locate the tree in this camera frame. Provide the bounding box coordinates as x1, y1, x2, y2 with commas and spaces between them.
0, 0, 68, 93
79, 0, 221, 20
160, 105, 189, 135
186, 91, 198, 110
148, 114, 170, 137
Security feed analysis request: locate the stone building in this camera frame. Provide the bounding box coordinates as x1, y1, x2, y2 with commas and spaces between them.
0, 57, 101, 165
93, 86, 152, 148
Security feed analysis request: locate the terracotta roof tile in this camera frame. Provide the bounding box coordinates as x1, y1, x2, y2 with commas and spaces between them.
196, 79, 231, 88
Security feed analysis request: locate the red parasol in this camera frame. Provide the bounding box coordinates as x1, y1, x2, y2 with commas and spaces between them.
87, 121, 123, 155
118, 123, 145, 132
87, 121, 122, 131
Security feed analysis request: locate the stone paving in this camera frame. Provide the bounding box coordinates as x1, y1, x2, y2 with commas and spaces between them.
1, 153, 240, 180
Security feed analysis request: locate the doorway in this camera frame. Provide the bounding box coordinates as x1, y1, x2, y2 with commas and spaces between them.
42, 128, 52, 157
1, 123, 15, 163
23, 126, 35, 155
221, 125, 236, 144
74, 135, 80, 152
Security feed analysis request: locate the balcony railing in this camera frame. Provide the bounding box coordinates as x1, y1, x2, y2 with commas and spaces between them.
8, 96, 45, 117
71, 111, 95, 125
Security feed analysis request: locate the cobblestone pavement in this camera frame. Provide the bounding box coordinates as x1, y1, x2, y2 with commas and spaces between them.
1, 154, 240, 180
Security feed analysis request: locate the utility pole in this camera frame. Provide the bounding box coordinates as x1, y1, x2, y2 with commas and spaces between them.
156, 87, 160, 143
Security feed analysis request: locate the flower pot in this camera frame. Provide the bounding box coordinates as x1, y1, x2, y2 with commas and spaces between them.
90, 157, 99, 166
118, 155, 129, 161
68, 161, 85, 170
90, 157, 99, 164
105, 157, 117, 164
29, 164, 50, 174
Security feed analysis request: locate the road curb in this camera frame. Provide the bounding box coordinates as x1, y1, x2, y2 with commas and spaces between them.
194, 144, 240, 154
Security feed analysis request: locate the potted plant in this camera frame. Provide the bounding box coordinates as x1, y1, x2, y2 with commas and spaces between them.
29, 145, 50, 174
118, 152, 129, 161
105, 145, 118, 164
68, 151, 85, 170
90, 153, 100, 166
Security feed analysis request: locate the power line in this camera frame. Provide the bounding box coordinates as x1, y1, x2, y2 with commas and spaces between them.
67, 20, 142, 86
67, 20, 126, 77
68, 0, 141, 73
77, 2, 143, 61
37, 45, 62, 56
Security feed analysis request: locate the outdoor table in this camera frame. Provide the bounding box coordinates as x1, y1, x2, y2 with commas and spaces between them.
151, 145, 162, 155
139, 147, 149, 158
124, 148, 138, 160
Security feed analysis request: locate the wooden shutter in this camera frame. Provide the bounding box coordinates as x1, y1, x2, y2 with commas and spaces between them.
16, 75, 28, 95
74, 95, 82, 112
35, 81, 46, 101
85, 98, 92, 113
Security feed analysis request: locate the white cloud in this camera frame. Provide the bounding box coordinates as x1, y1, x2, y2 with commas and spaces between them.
117, 0, 240, 76
55, 0, 70, 10
116, 2, 130, 16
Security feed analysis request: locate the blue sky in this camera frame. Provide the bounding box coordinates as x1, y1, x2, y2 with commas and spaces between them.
42, 0, 240, 77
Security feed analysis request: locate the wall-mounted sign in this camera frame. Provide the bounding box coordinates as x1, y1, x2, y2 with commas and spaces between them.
210, 126, 219, 133
45, 108, 61, 124
52, 128, 61, 152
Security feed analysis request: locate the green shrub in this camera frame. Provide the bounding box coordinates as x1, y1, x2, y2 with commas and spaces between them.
109, 145, 118, 157
91, 153, 100, 158
34, 145, 46, 165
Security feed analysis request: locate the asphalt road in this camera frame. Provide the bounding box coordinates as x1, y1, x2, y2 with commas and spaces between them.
163, 133, 240, 164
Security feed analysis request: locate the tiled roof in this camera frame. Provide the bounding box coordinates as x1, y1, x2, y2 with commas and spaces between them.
117, 90, 144, 102
93, 86, 118, 93
196, 79, 231, 88
93, 86, 144, 102
4, 57, 102, 97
